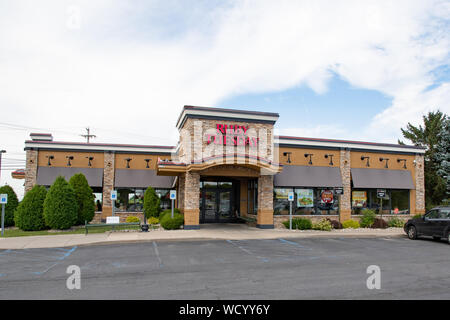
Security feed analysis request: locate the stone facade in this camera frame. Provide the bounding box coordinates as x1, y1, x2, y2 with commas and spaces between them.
415, 154, 425, 214
183, 171, 200, 228
24, 149, 38, 193
102, 151, 115, 218
339, 148, 351, 221
256, 174, 274, 228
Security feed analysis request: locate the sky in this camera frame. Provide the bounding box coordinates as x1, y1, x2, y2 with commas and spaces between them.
0, 0, 449, 198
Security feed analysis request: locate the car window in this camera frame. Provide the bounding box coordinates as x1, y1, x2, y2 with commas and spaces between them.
426, 210, 440, 219
439, 209, 450, 219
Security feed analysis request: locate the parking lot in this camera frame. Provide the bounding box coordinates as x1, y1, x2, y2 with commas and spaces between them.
0, 236, 449, 299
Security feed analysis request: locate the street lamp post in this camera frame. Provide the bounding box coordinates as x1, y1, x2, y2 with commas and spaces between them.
0, 150, 6, 182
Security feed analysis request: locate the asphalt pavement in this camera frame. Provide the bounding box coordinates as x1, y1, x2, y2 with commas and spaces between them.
1, 235, 449, 299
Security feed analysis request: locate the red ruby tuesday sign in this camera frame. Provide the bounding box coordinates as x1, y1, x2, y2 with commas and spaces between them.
206, 124, 259, 146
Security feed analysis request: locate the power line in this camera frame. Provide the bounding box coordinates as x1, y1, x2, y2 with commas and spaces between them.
80, 127, 96, 143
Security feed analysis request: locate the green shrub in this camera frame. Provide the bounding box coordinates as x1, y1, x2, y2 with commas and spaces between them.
371, 218, 388, 229
143, 187, 160, 218
43, 176, 78, 230
342, 219, 360, 229
360, 209, 376, 228
69, 173, 95, 225
0, 185, 19, 227
160, 213, 184, 230
147, 217, 159, 225
312, 219, 332, 231
327, 219, 343, 229
160, 208, 181, 220
14, 185, 47, 231
126, 216, 140, 223
388, 217, 405, 228
413, 214, 423, 219
283, 218, 312, 230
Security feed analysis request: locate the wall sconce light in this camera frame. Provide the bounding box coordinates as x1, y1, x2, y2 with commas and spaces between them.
66, 156, 74, 166
144, 158, 151, 168
397, 158, 407, 169
283, 152, 292, 164
304, 153, 313, 165
379, 157, 389, 168
125, 158, 132, 168
86, 156, 94, 167
361, 156, 370, 167
46, 155, 54, 166
324, 154, 334, 166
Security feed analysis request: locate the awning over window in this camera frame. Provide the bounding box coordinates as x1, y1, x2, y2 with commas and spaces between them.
115, 169, 174, 189
274, 165, 342, 187
351, 168, 414, 189
36, 167, 104, 187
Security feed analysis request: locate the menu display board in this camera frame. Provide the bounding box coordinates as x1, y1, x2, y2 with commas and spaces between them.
275, 189, 290, 199
352, 191, 367, 208
296, 189, 314, 207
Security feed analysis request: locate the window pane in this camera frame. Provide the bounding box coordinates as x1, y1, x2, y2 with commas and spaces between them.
391, 190, 409, 214
273, 188, 292, 215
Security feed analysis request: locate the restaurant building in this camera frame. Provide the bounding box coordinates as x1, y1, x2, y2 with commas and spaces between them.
21, 106, 426, 229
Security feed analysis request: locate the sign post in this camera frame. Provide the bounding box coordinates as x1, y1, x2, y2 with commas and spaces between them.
170, 190, 177, 218
288, 191, 294, 230
110, 190, 117, 231
377, 189, 386, 219
0, 194, 7, 237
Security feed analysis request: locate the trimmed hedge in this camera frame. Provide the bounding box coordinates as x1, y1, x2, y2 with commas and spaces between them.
327, 219, 343, 229
69, 173, 95, 225
160, 213, 184, 230
160, 208, 181, 220
147, 217, 159, 225
0, 185, 19, 227
126, 216, 140, 223
144, 187, 160, 218
283, 218, 312, 230
360, 209, 376, 228
14, 185, 47, 231
312, 219, 332, 231
342, 219, 360, 229
43, 176, 78, 230
371, 218, 388, 229
388, 217, 405, 228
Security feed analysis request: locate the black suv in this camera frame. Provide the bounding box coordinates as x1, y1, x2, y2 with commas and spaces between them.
404, 207, 450, 244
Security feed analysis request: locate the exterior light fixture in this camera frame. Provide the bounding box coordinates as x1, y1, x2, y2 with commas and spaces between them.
66, 156, 74, 166
304, 153, 313, 165
46, 155, 54, 166
86, 156, 94, 167
361, 156, 370, 167
379, 157, 389, 168
144, 159, 151, 168
397, 158, 407, 169
125, 158, 132, 168
324, 154, 334, 166
283, 152, 292, 164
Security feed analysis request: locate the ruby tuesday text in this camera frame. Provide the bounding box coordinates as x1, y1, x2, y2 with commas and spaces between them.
205, 124, 259, 146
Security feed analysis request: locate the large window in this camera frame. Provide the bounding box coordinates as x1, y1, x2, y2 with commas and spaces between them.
115, 188, 171, 212
351, 189, 409, 214
274, 187, 339, 215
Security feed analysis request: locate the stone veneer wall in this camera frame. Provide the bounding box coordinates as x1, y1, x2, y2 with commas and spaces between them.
415, 154, 425, 214
92, 212, 144, 224
339, 148, 351, 221
256, 174, 274, 227
183, 171, 200, 227
102, 151, 115, 218
25, 149, 38, 193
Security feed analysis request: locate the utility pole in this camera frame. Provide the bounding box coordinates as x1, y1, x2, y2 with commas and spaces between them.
81, 127, 96, 143
0, 150, 6, 182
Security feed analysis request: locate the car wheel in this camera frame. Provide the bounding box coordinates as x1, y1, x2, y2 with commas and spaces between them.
407, 226, 417, 240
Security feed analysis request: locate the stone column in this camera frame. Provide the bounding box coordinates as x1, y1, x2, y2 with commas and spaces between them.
102, 151, 115, 219
414, 154, 425, 214
339, 148, 351, 222
178, 173, 185, 212
256, 174, 274, 228
183, 171, 200, 229
24, 149, 38, 193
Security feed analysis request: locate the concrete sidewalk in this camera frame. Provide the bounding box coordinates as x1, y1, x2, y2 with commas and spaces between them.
0, 224, 406, 249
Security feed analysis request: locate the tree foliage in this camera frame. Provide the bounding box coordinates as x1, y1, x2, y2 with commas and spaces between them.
0, 185, 19, 227
69, 173, 96, 224
43, 176, 78, 229
14, 185, 47, 231
435, 116, 450, 202
143, 186, 160, 219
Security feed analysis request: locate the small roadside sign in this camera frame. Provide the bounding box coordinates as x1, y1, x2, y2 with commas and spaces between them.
170, 190, 177, 200
110, 190, 117, 201
377, 189, 386, 198
334, 187, 343, 195
288, 192, 294, 202
106, 216, 120, 224
0, 194, 7, 204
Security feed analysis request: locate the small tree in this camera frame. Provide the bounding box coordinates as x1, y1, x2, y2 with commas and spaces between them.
14, 185, 47, 231
143, 186, 160, 219
435, 116, 450, 203
69, 173, 95, 224
43, 176, 78, 230
0, 185, 19, 227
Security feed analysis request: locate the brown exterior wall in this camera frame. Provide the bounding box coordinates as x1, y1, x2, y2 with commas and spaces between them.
37, 151, 104, 168
278, 147, 340, 167
115, 153, 171, 170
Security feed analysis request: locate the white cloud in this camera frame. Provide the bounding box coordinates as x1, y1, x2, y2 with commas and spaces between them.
0, 0, 449, 197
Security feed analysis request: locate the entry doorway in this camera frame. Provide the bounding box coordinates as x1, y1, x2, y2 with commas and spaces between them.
199, 180, 239, 223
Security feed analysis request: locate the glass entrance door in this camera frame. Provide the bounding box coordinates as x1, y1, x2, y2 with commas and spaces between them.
200, 188, 234, 223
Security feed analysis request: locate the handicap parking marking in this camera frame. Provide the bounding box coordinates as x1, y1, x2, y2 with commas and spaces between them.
226, 240, 269, 263
30, 246, 78, 275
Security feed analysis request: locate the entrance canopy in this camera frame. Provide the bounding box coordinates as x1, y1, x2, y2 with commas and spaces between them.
274, 165, 342, 187
351, 168, 414, 189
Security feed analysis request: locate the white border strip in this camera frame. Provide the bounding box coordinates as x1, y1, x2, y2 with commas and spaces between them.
25, 142, 176, 154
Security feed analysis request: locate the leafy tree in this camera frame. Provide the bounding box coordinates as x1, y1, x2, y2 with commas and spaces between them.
435, 116, 450, 203
143, 186, 160, 219
69, 173, 95, 224
43, 176, 78, 229
399, 110, 448, 205
0, 185, 19, 227
14, 185, 47, 231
